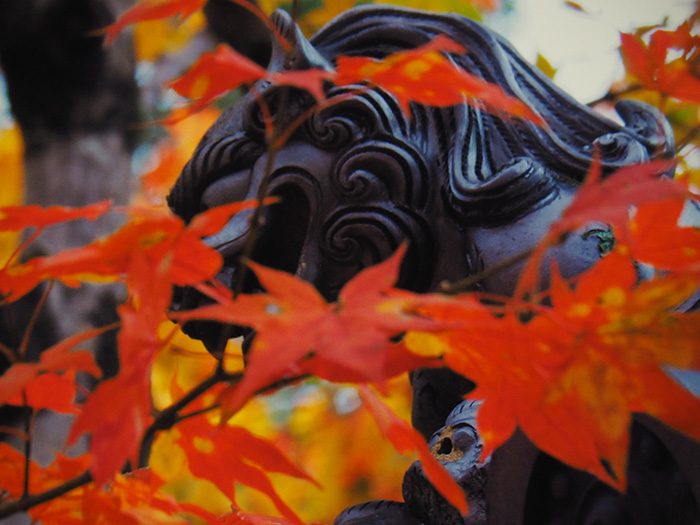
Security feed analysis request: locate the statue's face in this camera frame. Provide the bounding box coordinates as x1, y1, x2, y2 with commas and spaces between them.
199, 139, 428, 291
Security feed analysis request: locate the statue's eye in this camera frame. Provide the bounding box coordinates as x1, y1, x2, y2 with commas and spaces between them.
201, 169, 253, 209
581, 226, 616, 257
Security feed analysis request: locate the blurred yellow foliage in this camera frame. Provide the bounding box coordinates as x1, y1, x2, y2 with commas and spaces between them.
133, 11, 207, 63
233, 378, 414, 522
151, 320, 244, 411
151, 326, 416, 523
135, 107, 221, 206
0, 125, 24, 264
379, 0, 487, 18
259, 0, 491, 37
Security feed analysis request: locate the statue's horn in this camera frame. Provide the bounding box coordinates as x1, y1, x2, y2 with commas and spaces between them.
268, 9, 333, 72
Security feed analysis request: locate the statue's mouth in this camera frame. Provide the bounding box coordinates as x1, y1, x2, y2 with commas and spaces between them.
170, 265, 255, 354
172, 182, 314, 355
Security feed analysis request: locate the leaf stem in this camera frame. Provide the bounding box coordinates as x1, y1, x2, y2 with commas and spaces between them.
0, 426, 28, 440
19, 280, 54, 360
0, 340, 16, 364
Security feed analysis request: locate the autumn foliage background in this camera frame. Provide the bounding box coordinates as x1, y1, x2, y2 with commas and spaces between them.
2, 0, 700, 523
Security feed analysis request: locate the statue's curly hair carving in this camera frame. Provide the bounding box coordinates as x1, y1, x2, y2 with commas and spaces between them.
169, 5, 673, 229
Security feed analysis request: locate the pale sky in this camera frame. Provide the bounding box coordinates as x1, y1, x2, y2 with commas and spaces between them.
489, 0, 696, 102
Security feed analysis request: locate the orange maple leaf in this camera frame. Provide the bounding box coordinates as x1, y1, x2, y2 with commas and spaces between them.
174, 245, 442, 417
621, 198, 700, 271
0, 443, 90, 521
176, 416, 317, 524
79, 469, 200, 524
67, 369, 154, 487
66, 252, 172, 486
0, 201, 111, 234
334, 34, 544, 124
103, 0, 207, 45
0, 326, 103, 410
514, 158, 687, 298
620, 21, 700, 103
60, 202, 264, 486
167, 44, 267, 117
407, 252, 700, 490
6, 370, 82, 415
166, 45, 333, 122
358, 385, 468, 515
0, 201, 262, 302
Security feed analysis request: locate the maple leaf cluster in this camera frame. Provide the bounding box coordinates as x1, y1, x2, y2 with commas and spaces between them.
98, 0, 545, 126
620, 15, 700, 105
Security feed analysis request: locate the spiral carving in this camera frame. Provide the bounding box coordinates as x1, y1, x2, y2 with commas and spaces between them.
321, 206, 434, 291
331, 138, 431, 207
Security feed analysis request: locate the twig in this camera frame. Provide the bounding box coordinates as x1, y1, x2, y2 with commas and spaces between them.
232, 87, 287, 297
438, 246, 536, 295
137, 369, 243, 467
586, 84, 643, 107
0, 471, 92, 520
21, 394, 32, 499
676, 126, 700, 153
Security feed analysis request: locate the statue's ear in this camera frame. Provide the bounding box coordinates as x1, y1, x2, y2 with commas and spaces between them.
269, 9, 333, 73
614, 99, 675, 159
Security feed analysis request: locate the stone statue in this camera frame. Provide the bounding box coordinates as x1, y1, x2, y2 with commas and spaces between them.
168, 5, 700, 523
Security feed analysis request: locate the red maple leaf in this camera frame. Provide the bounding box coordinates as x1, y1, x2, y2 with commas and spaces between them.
621, 198, 700, 271
59, 202, 264, 486
0, 201, 262, 302
358, 385, 468, 515
514, 158, 687, 298
176, 416, 317, 524
0, 443, 89, 504
0, 201, 111, 234
66, 252, 172, 486
103, 0, 207, 45
334, 34, 544, 124
620, 21, 700, 103
166, 45, 332, 123
406, 252, 700, 490
174, 245, 442, 418
0, 326, 103, 412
